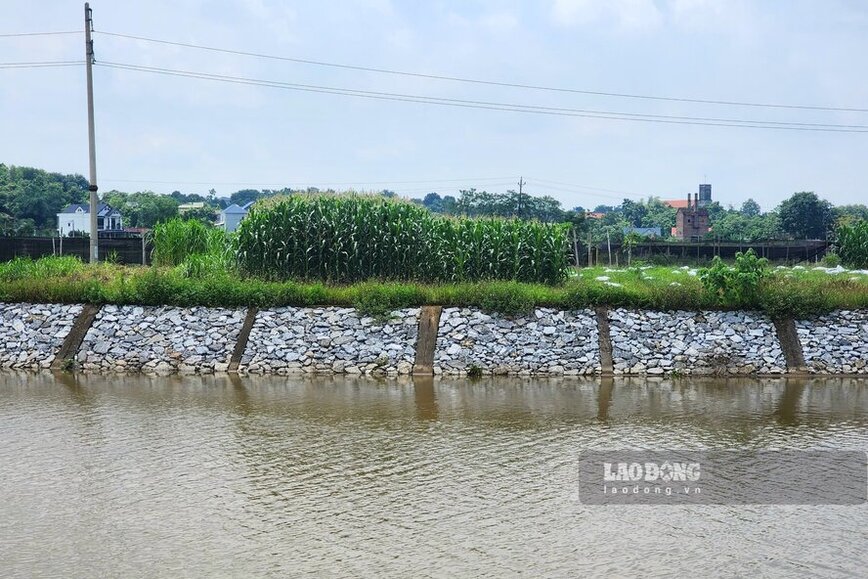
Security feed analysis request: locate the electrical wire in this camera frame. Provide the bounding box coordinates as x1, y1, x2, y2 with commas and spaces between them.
0, 60, 84, 69
97, 61, 868, 133
96, 30, 868, 114
0, 31, 82, 38
101, 176, 518, 187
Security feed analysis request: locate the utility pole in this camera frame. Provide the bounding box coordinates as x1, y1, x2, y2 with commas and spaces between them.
517, 177, 525, 218
85, 3, 99, 262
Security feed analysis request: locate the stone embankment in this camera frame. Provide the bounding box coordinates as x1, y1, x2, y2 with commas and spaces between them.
609, 310, 786, 375
0, 302, 866, 376
77, 305, 244, 373
797, 310, 868, 374
239, 307, 418, 375
433, 307, 599, 376
0, 303, 82, 369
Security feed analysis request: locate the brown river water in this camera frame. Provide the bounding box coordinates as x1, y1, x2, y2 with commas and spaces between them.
1, 372, 867, 577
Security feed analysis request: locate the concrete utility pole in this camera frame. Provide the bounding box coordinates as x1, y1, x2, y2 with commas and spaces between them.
85, 3, 99, 262
516, 177, 526, 218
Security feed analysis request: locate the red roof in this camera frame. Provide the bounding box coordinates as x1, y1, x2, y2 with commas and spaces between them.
664, 199, 689, 209
586, 211, 606, 219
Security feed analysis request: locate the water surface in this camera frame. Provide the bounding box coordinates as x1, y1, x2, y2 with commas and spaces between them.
1, 373, 867, 577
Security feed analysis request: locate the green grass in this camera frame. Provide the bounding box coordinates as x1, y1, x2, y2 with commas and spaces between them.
0, 257, 866, 317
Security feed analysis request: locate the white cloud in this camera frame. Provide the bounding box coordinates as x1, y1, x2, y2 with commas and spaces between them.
551, 0, 662, 31
480, 11, 519, 33
669, 0, 749, 31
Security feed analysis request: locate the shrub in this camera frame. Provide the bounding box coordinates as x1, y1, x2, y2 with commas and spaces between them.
821, 252, 842, 267
699, 250, 768, 307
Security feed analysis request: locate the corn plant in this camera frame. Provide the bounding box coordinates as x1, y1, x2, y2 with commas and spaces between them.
234, 194, 569, 284
836, 220, 868, 268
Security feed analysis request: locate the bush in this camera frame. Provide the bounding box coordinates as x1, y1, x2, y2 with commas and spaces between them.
821, 252, 842, 267
234, 194, 569, 284
699, 250, 768, 307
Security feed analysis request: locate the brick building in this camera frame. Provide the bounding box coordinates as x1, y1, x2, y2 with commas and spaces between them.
673, 193, 710, 240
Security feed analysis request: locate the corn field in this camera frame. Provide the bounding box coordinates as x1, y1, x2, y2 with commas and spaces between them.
234, 195, 569, 283
837, 220, 868, 268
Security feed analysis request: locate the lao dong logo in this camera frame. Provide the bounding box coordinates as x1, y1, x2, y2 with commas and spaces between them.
603, 461, 701, 483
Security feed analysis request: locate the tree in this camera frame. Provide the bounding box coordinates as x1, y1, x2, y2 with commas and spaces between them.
230, 189, 262, 207
422, 192, 443, 213
740, 198, 761, 217
777, 191, 834, 239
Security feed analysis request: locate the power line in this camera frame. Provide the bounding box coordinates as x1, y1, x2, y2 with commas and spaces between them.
0, 60, 84, 69
97, 61, 868, 133
97, 29, 868, 114
526, 177, 642, 197
0, 31, 82, 38
101, 176, 518, 187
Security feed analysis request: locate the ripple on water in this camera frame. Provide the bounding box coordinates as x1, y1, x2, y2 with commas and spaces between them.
0, 372, 867, 577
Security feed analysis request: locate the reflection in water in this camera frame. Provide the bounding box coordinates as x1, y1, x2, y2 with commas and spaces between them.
1, 372, 867, 577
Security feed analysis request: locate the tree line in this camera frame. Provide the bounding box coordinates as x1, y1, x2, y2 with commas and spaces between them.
1, 163, 865, 246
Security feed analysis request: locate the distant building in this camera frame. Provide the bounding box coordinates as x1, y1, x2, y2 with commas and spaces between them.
622, 226, 662, 238
673, 193, 710, 240
178, 202, 205, 213
664, 183, 713, 210
217, 202, 254, 233
56, 203, 123, 237
697, 183, 712, 207
585, 211, 606, 220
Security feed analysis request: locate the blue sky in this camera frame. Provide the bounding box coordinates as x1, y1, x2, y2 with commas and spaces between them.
2, 0, 867, 210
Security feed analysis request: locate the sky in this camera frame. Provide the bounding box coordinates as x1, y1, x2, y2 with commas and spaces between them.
1, 0, 867, 211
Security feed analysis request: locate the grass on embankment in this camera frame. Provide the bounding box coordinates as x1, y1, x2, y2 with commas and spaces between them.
1, 256, 867, 318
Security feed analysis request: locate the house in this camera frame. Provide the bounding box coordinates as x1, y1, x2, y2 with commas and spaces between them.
178, 202, 205, 213
56, 203, 123, 237
217, 201, 254, 233
622, 226, 662, 238
673, 193, 710, 240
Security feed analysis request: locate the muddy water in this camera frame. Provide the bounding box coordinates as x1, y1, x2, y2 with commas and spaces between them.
1, 372, 866, 577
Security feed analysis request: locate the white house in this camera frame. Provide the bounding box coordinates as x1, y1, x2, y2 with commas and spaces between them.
56, 203, 123, 237
218, 202, 253, 233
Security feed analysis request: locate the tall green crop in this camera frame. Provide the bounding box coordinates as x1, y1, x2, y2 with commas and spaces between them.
234, 194, 569, 284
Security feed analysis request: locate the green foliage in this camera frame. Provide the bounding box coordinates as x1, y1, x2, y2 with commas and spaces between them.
470, 282, 536, 316
759, 276, 834, 319
151, 218, 229, 267
835, 220, 868, 268
0, 255, 83, 282
699, 249, 768, 306
234, 195, 569, 284
102, 190, 180, 228
821, 252, 842, 267
777, 191, 835, 240
0, 164, 88, 234
351, 282, 427, 319
1, 257, 865, 318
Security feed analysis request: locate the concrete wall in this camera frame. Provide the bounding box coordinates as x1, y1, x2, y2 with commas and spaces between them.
1, 302, 867, 376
